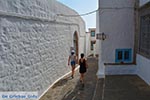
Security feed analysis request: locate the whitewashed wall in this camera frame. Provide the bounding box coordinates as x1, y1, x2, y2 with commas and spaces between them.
100, 0, 136, 63
90, 29, 97, 57
85, 33, 90, 57
0, 0, 86, 97
96, 11, 100, 56
136, 0, 150, 86
79, 37, 86, 56
136, 55, 150, 85
85, 29, 97, 57
105, 65, 136, 75
97, 0, 138, 77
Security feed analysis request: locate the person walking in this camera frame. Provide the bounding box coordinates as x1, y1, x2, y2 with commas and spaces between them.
79, 53, 88, 87
68, 50, 77, 78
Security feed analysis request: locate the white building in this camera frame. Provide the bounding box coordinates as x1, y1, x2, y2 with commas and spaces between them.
85, 28, 97, 57
0, 0, 86, 97
96, 0, 138, 78
136, 1, 150, 85
97, 0, 150, 85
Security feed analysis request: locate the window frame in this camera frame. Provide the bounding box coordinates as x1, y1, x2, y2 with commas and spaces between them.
138, 15, 150, 59
91, 31, 95, 37
115, 49, 132, 63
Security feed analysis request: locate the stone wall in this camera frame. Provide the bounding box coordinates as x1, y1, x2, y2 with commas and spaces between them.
0, 0, 85, 96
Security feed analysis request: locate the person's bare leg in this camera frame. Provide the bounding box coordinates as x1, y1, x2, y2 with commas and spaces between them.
80, 73, 84, 83
80, 73, 85, 87
71, 66, 75, 78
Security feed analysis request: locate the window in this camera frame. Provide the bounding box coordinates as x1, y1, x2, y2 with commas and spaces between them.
139, 15, 150, 59
91, 31, 95, 37
115, 49, 132, 63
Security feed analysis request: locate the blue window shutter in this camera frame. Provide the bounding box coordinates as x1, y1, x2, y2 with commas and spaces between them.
115, 49, 123, 63
115, 48, 132, 63
124, 49, 132, 62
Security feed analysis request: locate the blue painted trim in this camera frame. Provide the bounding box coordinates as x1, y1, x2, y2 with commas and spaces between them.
115, 49, 123, 63
115, 48, 132, 63
91, 31, 95, 37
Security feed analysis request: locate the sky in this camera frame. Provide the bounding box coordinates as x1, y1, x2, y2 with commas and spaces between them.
57, 0, 149, 31
57, 0, 98, 31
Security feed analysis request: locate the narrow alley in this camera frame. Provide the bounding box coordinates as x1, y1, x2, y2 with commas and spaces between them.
0, 1, 150, 100
40, 57, 150, 100
40, 57, 98, 100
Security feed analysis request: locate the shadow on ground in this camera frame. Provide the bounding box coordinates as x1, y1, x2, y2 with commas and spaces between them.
62, 57, 98, 100
39, 57, 98, 100
40, 57, 150, 100
62, 80, 84, 100
52, 76, 73, 89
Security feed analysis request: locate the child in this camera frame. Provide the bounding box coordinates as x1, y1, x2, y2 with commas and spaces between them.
79, 53, 87, 87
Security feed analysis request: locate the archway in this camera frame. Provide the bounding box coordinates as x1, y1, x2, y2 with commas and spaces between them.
73, 31, 79, 60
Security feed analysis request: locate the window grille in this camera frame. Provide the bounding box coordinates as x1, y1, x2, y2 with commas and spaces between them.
139, 15, 150, 59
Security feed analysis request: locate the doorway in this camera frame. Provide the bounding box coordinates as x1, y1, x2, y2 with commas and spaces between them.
73, 31, 79, 60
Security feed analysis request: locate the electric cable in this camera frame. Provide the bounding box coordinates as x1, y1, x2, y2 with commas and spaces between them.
57, 9, 98, 17
56, 7, 134, 17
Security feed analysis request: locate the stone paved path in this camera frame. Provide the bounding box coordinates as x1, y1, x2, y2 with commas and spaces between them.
104, 75, 150, 100
39, 57, 98, 100
40, 57, 150, 100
